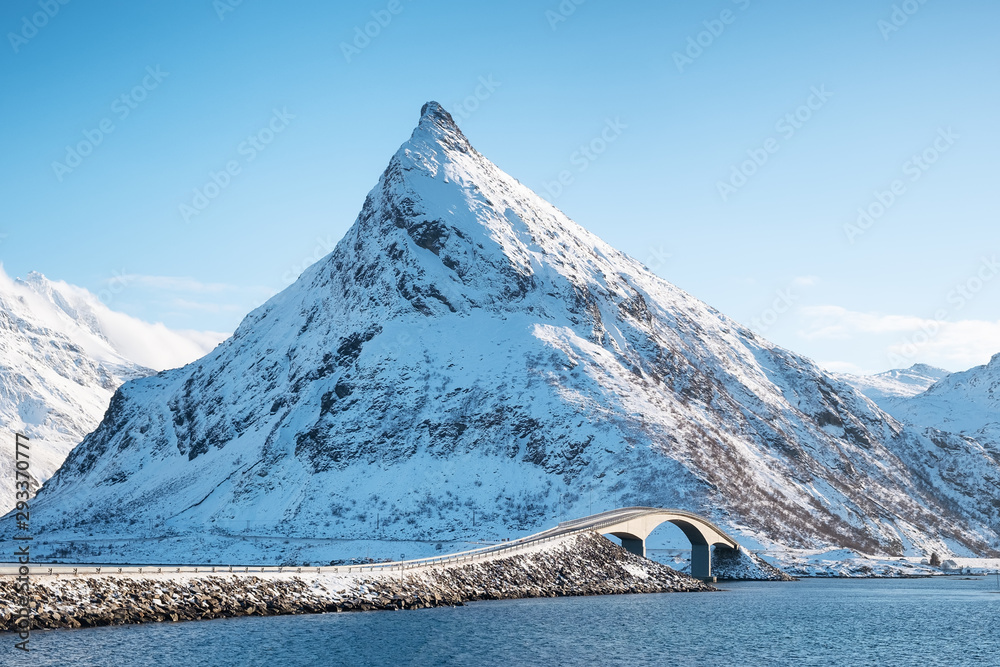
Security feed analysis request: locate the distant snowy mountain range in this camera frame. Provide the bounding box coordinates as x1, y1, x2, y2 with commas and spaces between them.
8, 103, 1000, 565
837, 363, 951, 404
839, 359, 999, 453
0, 268, 225, 510
888, 355, 1000, 455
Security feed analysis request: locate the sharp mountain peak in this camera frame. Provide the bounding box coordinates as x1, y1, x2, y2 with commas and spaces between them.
11, 104, 1000, 565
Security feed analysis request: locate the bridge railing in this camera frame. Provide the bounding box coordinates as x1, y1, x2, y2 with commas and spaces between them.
1, 507, 738, 578
0, 531, 570, 578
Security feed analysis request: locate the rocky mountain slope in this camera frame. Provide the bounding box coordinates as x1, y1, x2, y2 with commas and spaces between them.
13, 103, 1000, 563
839, 359, 1000, 493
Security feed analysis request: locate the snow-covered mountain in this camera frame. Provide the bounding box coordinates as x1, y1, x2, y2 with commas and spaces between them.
15, 103, 1000, 564
838, 359, 1000, 457
889, 354, 1000, 450
837, 363, 951, 409
0, 268, 225, 510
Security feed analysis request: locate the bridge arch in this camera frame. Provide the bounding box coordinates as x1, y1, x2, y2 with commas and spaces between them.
578, 507, 739, 580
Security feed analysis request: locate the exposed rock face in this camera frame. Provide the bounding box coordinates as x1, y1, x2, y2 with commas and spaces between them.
0, 533, 716, 631
12, 102, 1000, 562
711, 548, 795, 581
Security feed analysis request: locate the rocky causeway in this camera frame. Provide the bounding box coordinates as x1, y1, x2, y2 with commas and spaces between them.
0, 533, 783, 631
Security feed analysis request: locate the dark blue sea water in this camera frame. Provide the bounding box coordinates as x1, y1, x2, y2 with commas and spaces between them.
4, 577, 999, 666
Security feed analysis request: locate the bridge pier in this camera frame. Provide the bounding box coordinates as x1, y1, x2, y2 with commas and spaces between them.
691, 544, 712, 581
599, 508, 740, 583
620, 537, 645, 558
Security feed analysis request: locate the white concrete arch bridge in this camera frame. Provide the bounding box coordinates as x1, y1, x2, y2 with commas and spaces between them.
1, 508, 741, 581
551, 507, 741, 580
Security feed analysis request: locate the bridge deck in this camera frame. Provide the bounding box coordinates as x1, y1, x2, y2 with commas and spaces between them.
0, 507, 739, 578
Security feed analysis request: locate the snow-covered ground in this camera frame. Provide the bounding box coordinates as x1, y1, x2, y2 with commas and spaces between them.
651, 545, 1000, 578
765, 549, 1000, 578
943, 557, 1000, 574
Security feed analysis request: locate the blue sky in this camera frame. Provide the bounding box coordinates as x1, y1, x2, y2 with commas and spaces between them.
1, 0, 997, 373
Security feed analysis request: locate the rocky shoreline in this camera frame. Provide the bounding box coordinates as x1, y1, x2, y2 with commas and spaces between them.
1, 533, 717, 631
712, 546, 795, 581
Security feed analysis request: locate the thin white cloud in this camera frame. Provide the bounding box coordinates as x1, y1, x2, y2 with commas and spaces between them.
799, 305, 1000, 371
1, 266, 228, 371
885, 320, 1000, 370
168, 298, 249, 314
113, 274, 276, 322
94, 309, 229, 370
120, 274, 239, 293
799, 306, 930, 339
